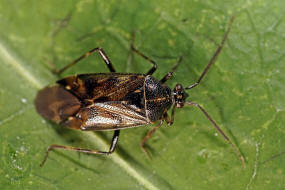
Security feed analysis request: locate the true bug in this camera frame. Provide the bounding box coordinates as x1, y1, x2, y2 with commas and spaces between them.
35, 16, 245, 167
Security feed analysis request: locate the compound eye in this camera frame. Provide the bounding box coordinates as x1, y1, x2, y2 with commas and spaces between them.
176, 84, 183, 91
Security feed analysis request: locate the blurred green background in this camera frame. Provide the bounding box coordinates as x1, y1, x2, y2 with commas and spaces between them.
0, 0, 284, 189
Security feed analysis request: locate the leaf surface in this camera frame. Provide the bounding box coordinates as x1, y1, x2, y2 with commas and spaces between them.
0, 0, 284, 189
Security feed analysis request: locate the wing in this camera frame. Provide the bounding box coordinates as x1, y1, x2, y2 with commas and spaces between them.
62, 101, 149, 130
57, 73, 146, 101
56, 73, 150, 130
35, 85, 81, 124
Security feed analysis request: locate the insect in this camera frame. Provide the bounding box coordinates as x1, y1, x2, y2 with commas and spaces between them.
35, 16, 245, 167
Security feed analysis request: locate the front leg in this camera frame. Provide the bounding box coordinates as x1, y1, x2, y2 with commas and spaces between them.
164, 107, 176, 126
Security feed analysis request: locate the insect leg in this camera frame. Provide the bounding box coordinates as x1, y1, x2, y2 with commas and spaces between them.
40, 130, 120, 167
130, 31, 157, 75
164, 107, 176, 126
160, 56, 183, 83
185, 101, 245, 168
55, 47, 116, 75
185, 16, 235, 90
141, 120, 164, 158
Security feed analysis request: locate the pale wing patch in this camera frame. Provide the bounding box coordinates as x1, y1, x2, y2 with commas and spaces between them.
79, 102, 148, 130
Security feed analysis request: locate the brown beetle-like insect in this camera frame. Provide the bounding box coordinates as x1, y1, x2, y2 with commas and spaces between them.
35, 16, 245, 167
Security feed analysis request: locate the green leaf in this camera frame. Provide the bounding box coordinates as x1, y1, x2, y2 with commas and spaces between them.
0, 0, 284, 189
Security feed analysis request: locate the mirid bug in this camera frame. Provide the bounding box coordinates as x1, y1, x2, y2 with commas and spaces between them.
35, 16, 245, 167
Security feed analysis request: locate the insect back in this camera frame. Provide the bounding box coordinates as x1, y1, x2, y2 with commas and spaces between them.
144, 75, 172, 122
36, 73, 152, 130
